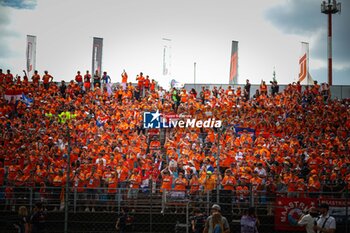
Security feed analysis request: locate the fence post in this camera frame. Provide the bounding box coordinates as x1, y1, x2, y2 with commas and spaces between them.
346, 188, 348, 233
29, 187, 33, 212
249, 184, 254, 207
206, 192, 210, 216
150, 189, 152, 233
73, 189, 77, 214
117, 188, 121, 214
186, 202, 189, 233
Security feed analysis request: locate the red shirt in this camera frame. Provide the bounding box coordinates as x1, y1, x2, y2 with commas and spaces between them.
75, 74, 83, 82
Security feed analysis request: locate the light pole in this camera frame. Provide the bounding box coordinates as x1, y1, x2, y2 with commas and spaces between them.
321, 0, 341, 86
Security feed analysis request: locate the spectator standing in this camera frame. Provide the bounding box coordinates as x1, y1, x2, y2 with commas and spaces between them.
30, 202, 47, 233
191, 208, 206, 233
102, 71, 112, 96
75, 71, 83, 89
144, 75, 150, 93
259, 80, 267, 96
42, 71, 53, 90
115, 207, 130, 233
313, 203, 336, 233
5, 69, 14, 84
84, 70, 91, 91
0, 68, 5, 84
13, 206, 29, 233
241, 207, 260, 233
59, 81, 67, 98
31, 70, 40, 86
244, 79, 251, 100
121, 70, 128, 90
297, 207, 318, 233
93, 70, 101, 88
203, 204, 230, 233
136, 72, 145, 97
271, 81, 279, 96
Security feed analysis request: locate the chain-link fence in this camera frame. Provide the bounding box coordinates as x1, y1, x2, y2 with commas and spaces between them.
0, 186, 349, 233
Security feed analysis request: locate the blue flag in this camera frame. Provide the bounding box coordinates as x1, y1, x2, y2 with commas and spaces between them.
21, 94, 33, 107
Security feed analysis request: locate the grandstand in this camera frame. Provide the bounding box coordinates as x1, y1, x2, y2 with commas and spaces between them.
0, 72, 350, 233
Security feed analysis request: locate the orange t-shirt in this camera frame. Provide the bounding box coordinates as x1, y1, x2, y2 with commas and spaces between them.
161, 174, 173, 192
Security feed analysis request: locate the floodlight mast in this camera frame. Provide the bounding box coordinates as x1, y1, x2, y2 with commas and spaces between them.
321, 0, 341, 86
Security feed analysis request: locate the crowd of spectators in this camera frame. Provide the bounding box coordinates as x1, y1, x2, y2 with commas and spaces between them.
0, 68, 349, 213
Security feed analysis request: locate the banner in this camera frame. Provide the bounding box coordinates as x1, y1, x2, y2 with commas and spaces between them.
275, 197, 317, 231
26, 35, 36, 78
92, 37, 103, 75
162, 38, 172, 77
229, 41, 238, 84
298, 42, 313, 85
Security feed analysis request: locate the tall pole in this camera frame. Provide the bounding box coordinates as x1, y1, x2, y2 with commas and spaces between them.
216, 130, 221, 203
328, 10, 332, 85
64, 125, 71, 233
194, 62, 196, 85
321, 0, 341, 86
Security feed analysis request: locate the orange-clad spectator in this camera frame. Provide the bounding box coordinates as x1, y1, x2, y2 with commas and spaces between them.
308, 174, 321, 198
75, 71, 83, 88
127, 169, 142, 212
203, 171, 216, 193
31, 70, 40, 85
85, 166, 100, 212
189, 173, 200, 196
72, 169, 86, 211
221, 169, 236, 191
144, 76, 150, 91
160, 167, 173, 192
83, 70, 91, 91
174, 172, 188, 192
259, 80, 267, 95
42, 70, 53, 90
150, 79, 156, 92
236, 176, 250, 213
121, 70, 128, 90
128, 169, 142, 197
5, 69, 13, 84
106, 172, 118, 211
52, 171, 65, 211
136, 72, 145, 95
296, 178, 307, 198
0, 69, 5, 84
34, 165, 47, 185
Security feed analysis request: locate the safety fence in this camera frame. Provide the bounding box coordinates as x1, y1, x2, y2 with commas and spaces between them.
0, 186, 349, 233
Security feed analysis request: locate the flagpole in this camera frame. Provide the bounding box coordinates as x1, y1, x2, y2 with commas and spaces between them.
194, 62, 196, 85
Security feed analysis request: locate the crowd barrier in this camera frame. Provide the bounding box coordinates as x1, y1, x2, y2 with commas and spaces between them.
0, 186, 349, 233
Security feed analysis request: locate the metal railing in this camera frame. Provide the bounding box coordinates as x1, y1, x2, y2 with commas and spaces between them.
0, 186, 349, 233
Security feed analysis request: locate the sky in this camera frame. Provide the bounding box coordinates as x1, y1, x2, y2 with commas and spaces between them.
0, 0, 349, 88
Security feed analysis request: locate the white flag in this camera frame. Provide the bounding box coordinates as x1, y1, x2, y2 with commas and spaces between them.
26, 35, 36, 78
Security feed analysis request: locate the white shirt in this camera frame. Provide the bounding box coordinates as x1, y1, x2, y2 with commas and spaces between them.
96, 157, 106, 166
316, 214, 336, 233
298, 214, 316, 233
